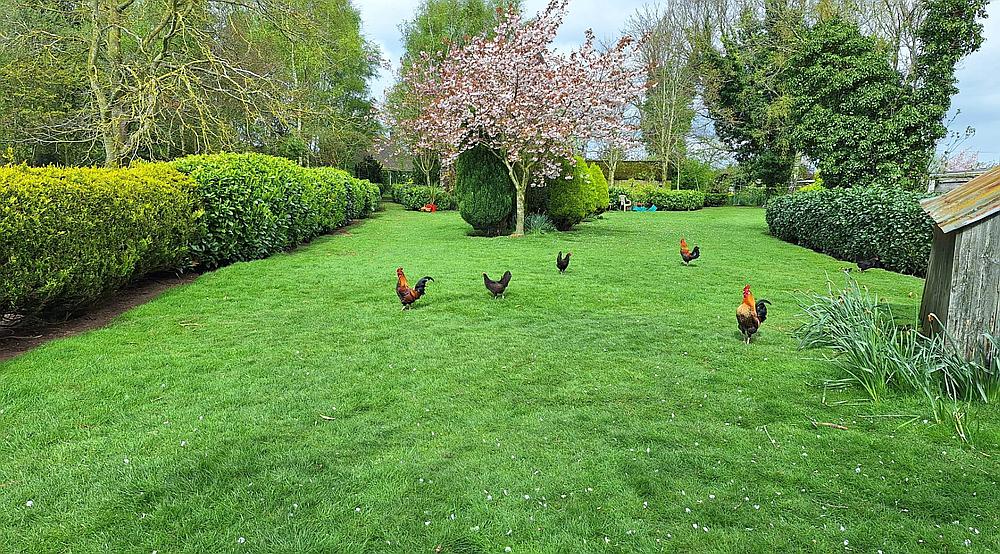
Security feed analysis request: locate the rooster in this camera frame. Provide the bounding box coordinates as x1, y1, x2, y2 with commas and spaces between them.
396, 267, 433, 310
736, 284, 772, 343
680, 238, 700, 265
483, 271, 512, 298
556, 251, 571, 273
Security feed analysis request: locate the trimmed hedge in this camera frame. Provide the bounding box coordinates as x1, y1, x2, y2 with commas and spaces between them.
765, 188, 933, 276
173, 153, 368, 268
2, 154, 380, 321
547, 156, 592, 230
609, 181, 705, 211
1, 164, 199, 318
704, 192, 730, 207
455, 146, 514, 234
390, 182, 457, 211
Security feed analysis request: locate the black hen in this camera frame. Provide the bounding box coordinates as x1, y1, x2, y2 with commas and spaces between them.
556, 251, 571, 273
484, 271, 512, 298
857, 256, 881, 272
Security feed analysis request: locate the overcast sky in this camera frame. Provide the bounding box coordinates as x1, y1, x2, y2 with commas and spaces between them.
356, 0, 1000, 163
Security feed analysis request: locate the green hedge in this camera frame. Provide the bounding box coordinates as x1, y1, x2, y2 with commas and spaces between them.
703, 192, 730, 207
765, 188, 933, 276
390, 182, 457, 211
609, 181, 704, 211
173, 153, 372, 268
2, 154, 379, 321
0, 164, 199, 318
455, 146, 513, 234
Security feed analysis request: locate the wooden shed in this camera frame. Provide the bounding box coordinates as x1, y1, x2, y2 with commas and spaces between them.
918, 166, 1000, 358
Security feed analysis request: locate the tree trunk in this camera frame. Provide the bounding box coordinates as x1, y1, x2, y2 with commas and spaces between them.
513, 184, 526, 236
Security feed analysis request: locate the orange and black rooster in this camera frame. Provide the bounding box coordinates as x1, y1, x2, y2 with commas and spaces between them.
396, 267, 433, 310
736, 284, 771, 343
680, 238, 700, 265
556, 251, 571, 273
483, 271, 512, 298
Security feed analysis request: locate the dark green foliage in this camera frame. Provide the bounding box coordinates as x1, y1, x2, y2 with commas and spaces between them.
390, 183, 457, 211
676, 158, 719, 191
789, 19, 924, 189
173, 153, 377, 268
0, 164, 199, 318
703, 5, 801, 188
791, 3, 988, 189
455, 146, 514, 234
546, 156, 592, 230
526, 183, 549, 214
588, 163, 610, 215
703, 192, 731, 207
765, 188, 933, 276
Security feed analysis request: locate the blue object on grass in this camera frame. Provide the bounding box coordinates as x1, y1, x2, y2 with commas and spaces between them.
648, 205, 658, 212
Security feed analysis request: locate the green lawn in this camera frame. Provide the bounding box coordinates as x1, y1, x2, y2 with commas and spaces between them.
2, 204, 998, 552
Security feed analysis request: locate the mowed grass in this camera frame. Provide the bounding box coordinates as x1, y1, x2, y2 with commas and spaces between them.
2, 204, 998, 552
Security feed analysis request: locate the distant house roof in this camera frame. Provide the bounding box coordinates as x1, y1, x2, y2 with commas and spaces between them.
920, 165, 1000, 234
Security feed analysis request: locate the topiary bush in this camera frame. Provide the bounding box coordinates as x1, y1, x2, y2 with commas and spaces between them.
765, 187, 933, 276
455, 146, 514, 234
390, 182, 457, 211
0, 164, 200, 319
588, 162, 610, 215
546, 156, 592, 230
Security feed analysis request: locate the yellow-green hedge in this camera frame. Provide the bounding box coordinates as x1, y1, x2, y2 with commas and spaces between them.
0, 164, 200, 319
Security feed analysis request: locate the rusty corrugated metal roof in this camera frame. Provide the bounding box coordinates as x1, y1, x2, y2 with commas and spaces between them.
920, 165, 1000, 234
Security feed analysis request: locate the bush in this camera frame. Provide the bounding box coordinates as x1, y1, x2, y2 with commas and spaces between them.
588, 163, 610, 215
765, 187, 933, 276
795, 182, 826, 193
546, 156, 592, 230
173, 153, 374, 268
526, 183, 549, 214
525, 213, 556, 234
610, 181, 705, 211
676, 158, 718, 191
703, 192, 731, 207
646, 189, 705, 211
390, 182, 457, 211
0, 164, 199, 319
455, 146, 514, 234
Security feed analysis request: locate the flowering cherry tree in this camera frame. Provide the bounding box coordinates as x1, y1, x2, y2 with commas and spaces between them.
399, 0, 643, 235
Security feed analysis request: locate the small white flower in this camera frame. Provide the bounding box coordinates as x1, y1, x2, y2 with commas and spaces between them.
237, 537, 246, 544
355, 507, 361, 513
505, 548, 512, 553
843, 540, 849, 546
180, 440, 188, 447
424, 520, 430, 526
693, 523, 699, 529
124, 458, 130, 464
25, 500, 34, 508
